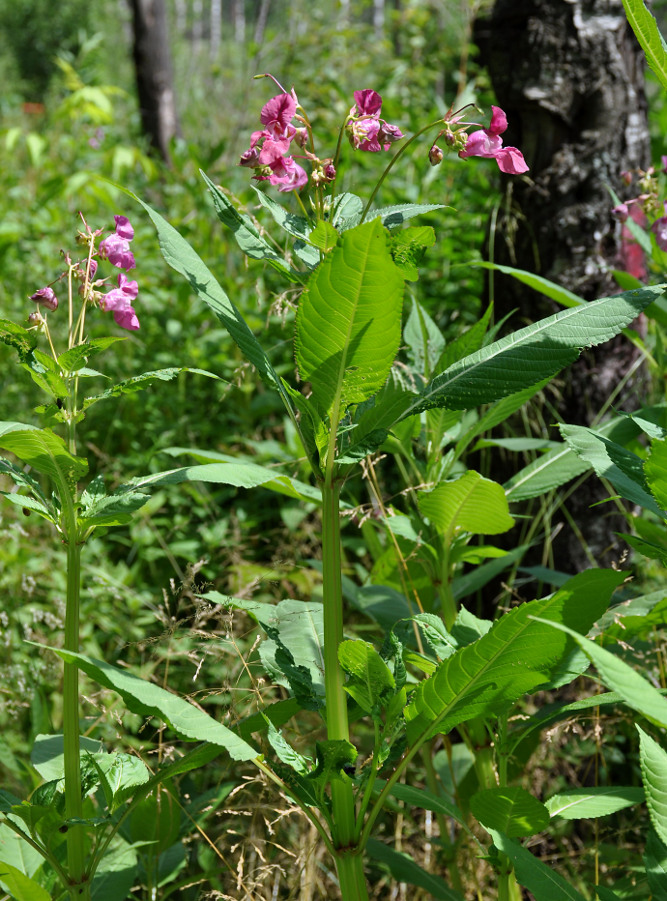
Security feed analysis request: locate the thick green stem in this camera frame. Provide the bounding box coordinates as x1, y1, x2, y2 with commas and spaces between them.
63, 535, 89, 899
334, 849, 369, 901
321, 474, 357, 849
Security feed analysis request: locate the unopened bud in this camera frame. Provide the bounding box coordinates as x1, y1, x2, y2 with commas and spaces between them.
429, 144, 444, 166
294, 128, 308, 148
27, 311, 43, 325
30, 286, 58, 312
239, 147, 261, 168
620, 170, 633, 186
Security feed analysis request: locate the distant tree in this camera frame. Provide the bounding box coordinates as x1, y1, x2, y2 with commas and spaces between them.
128, 0, 181, 164
477, 0, 651, 571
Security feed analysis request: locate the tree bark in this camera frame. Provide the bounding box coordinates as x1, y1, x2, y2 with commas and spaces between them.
129, 0, 181, 164
478, 0, 651, 572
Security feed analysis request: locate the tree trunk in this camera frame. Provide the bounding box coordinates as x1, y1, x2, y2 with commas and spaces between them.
129, 0, 181, 164
478, 0, 651, 573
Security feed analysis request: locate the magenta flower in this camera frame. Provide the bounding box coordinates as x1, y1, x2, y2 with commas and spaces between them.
459, 105, 529, 174
240, 87, 308, 193
347, 89, 404, 152
268, 156, 308, 192
260, 91, 298, 142
102, 273, 140, 330
99, 233, 135, 270
652, 214, 667, 252
113, 215, 134, 241
30, 286, 58, 312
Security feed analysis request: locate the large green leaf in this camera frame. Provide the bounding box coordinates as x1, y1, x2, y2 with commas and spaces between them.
417, 471, 514, 537
131, 193, 297, 420
488, 830, 588, 900
46, 648, 258, 761
0, 421, 88, 492
645, 829, 667, 898
474, 261, 586, 309
622, 0, 667, 93
471, 787, 550, 837
295, 218, 404, 416
338, 640, 395, 713
535, 621, 667, 728
639, 726, 667, 846
545, 786, 644, 819
400, 286, 663, 417
404, 569, 623, 746
560, 424, 663, 515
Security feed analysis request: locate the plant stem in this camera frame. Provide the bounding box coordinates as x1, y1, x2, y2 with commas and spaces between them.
63, 535, 89, 899
321, 473, 357, 849
334, 849, 369, 901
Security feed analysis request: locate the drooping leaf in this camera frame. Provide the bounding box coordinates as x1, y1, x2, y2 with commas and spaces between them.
561, 424, 663, 515
201, 172, 302, 280
534, 620, 667, 727
401, 286, 664, 417
264, 718, 311, 775
0, 422, 88, 491
404, 570, 623, 746
545, 786, 644, 819
418, 471, 514, 536
488, 829, 588, 900
639, 726, 667, 846
131, 191, 299, 425
622, 0, 667, 93
366, 838, 463, 900
45, 648, 258, 761
474, 261, 586, 309
471, 787, 550, 837
83, 367, 219, 409
295, 219, 404, 417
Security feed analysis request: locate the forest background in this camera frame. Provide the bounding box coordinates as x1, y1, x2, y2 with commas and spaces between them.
2, 0, 667, 899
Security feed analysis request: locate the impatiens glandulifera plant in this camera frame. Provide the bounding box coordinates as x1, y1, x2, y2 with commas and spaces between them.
1, 75, 665, 900
120, 79, 664, 898
0, 217, 252, 900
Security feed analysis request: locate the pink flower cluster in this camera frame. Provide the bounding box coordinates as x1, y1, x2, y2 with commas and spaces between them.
240, 91, 308, 193
458, 106, 529, 175
29, 215, 141, 332
346, 90, 404, 152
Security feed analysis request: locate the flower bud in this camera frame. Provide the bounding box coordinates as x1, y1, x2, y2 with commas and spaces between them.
239, 147, 261, 168
293, 127, 309, 148
30, 286, 58, 312
429, 144, 444, 166
27, 311, 43, 325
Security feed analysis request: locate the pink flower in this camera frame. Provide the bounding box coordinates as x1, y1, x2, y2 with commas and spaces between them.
239, 86, 308, 193
113, 215, 134, 240
652, 214, 667, 252
260, 91, 298, 141
347, 89, 404, 153
99, 233, 135, 270
459, 105, 529, 174
31, 286, 58, 312
269, 157, 308, 192
102, 273, 140, 330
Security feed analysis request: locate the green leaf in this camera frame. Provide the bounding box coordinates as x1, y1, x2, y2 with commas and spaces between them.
645, 829, 667, 898
545, 786, 644, 819
201, 171, 302, 280
0, 823, 42, 877
418, 471, 514, 536
366, 838, 463, 900
308, 220, 339, 252
404, 298, 445, 375
474, 261, 586, 309
57, 337, 124, 373
371, 202, 447, 228
0, 318, 38, 360
91, 836, 137, 901
44, 648, 258, 761
388, 226, 435, 280
0, 862, 50, 901
83, 367, 218, 410
0, 421, 88, 490
376, 780, 469, 831
533, 621, 667, 728
560, 424, 663, 515
251, 186, 312, 243
332, 192, 363, 230
264, 718, 311, 775
488, 829, 588, 900
622, 0, 667, 93
471, 787, 550, 837
404, 570, 624, 746
131, 192, 298, 419
31, 733, 103, 780
639, 726, 667, 846
338, 373, 415, 463
338, 640, 395, 714
401, 286, 664, 417
212, 595, 325, 701
295, 219, 404, 418
645, 436, 667, 511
